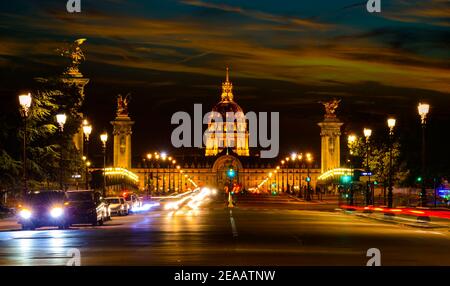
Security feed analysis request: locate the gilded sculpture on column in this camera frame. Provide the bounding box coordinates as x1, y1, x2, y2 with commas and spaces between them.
117, 93, 131, 117
59, 38, 87, 77
320, 99, 341, 119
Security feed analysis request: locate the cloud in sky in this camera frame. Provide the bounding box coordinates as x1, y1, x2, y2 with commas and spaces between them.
0, 0, 449, 97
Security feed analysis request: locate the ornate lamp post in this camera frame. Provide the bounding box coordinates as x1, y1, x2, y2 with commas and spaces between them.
100, 132, 108, 197
290, 153, 298, 193
285, 157, 290, 193
155, 152, 160, 193
176, 165, 180, 191
363, 128, 372, 205
171, 159, 176, 191
387, 118, 396, 208
276, 166, 280, 192
82, 120, 92, 190
146, 153, 152, 197
297, 153, 303, 197
85, 160, 91, 190
347, 134, 357, 205
161, 152, 167, 193
56, 113, 67, 190
306, 153, 313, 201
18, 93, 32, 196
281, 160, 285, 192
418, 103, 430, 207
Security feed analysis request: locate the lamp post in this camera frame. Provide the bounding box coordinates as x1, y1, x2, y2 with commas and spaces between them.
306, 153, 313, 201
100, 132, 108, 197
290, 153, 297, 193
418, 103, 430, 207
171, 160, 176, 191
297, 153, 303, 198
19, 93, 32, 196
387, 118, 396, 208
146, 153, 152, 197
276, 166, 280, 192
155, 152, 160, 193
281, 160, 285, 192
347, 134, 357, 205
82, 120, 92, 190
56, 113, 67, 190
85, 160, 91, 190
176, 165, 180, 191
161, 152, 167, 193
363, 128, 372, 205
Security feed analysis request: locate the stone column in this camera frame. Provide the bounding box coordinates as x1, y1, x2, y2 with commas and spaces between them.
110, 115, 134, 169
318, 100, 343, 174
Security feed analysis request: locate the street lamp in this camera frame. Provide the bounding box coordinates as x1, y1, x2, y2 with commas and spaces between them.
82, 120, 92, 190
170, 159, 176, 191
281, 160, 285, 192
418, 102, 430, 207
82, 120, 92, 141
18, 93, 32, 196
100, 132, 108, 197
56, 113, 67, 131
56, 113, 67, 190
363, 128, 372, 205
387, 118, 396, 208
306, 153, 313, 201
82, 156, 91, 190
347, 134, 357, 205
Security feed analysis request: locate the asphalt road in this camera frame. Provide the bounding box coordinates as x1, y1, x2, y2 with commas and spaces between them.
0, 193, 449, 266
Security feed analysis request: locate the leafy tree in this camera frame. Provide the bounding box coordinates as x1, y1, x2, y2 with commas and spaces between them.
348, 136, 409, 189
0, 75, 86, 196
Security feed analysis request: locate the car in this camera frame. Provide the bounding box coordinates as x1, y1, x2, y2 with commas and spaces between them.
123, 193, 141, 212
105, 197, 128, 216
64, 190, 108, 226
18, 190, 68, 230
0, 204, 14, 216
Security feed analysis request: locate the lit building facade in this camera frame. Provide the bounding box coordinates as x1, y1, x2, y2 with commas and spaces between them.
205, 67, 250, 156
104, 68, 344, 194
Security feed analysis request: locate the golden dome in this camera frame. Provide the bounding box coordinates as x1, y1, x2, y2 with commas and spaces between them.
212, 67, 244, 118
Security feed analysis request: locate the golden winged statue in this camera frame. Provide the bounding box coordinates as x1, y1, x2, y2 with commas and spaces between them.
59, 38, 87, 77
117, 93, 131, 117
320, 99, 341, 119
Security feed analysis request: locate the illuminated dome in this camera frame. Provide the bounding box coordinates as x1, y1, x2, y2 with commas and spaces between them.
212, 66, 244, 117
205, 67, 249, 157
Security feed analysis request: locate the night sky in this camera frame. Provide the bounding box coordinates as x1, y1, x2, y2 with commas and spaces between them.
1, 1, 449, 165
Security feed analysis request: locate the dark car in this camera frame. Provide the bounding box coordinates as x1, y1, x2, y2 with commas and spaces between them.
64, 190, 108, 226
18, 190, 68, 230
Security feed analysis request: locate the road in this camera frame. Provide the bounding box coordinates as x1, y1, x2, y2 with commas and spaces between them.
0, 193, 449, 266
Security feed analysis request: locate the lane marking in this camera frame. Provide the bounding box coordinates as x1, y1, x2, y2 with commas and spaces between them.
229, 209, 238, 238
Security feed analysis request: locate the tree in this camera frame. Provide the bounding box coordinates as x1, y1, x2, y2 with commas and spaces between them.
348, 136, 409, 189
0, 40, 88, 197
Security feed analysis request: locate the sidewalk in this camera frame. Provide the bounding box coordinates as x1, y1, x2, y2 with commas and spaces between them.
339, 205, 450, 229
286, 194, 338, 205
0, 216, 20, 231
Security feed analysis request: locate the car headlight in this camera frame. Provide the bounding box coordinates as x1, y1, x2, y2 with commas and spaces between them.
19, 209, 32, 219
50, 207, 64, 218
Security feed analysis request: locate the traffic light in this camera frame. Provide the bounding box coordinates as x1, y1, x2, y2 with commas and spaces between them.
416, 176, 422, 182
227, 168, 236, 178
306, 176, 311, 182
340, 175, 352, 184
